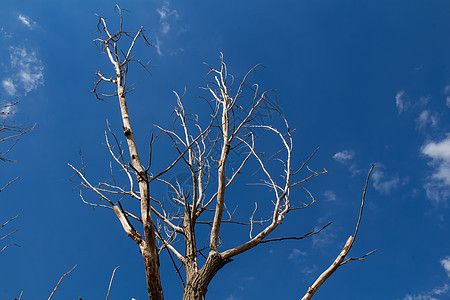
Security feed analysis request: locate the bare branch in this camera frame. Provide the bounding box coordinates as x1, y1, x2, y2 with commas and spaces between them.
260, 222, 332, 244
0, 243, 20, 254
0, 177, 19, 193
301, 164, 375, 300
106, 266, 120, 300
341, 249, 377, 265
47, 265, 77, 300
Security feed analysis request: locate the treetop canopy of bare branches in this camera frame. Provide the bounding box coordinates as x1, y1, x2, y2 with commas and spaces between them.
68, 7, 375, 300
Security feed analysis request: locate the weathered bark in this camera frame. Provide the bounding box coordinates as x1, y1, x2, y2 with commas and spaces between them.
116, 73, 163, 300
183, 252, 231, 300
83, 17, 375, 298
184, 209, 199, 286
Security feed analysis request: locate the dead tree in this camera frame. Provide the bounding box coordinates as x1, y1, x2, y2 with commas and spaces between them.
69, 8, 375, 300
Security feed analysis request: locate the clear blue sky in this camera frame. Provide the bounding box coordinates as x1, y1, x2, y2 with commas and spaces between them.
1, 1, 450, 299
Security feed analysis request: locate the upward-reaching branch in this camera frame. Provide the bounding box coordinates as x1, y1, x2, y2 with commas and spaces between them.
89, 8, 163, 300
73, 8, 376, 300
301, 164, 376, 300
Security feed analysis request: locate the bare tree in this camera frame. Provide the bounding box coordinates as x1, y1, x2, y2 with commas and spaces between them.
70, 8, 375, 300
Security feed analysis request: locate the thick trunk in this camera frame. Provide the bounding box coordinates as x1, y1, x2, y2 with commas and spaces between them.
142, 244, 164, 300
183, 252, 231, 300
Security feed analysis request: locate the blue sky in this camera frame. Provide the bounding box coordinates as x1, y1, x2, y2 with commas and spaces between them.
1, 1, 450, 299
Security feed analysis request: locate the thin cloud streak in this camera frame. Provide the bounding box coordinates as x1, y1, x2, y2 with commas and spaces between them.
18, 14, 36, 29
396, 90, 410, 114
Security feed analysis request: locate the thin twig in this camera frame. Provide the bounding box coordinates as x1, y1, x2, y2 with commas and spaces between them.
48, 265, 77, 300
106, 266, 120, 300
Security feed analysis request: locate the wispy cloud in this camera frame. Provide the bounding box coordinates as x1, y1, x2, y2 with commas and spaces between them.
1, 27, 12, 39
2, 78, 16, 96
6, 46, 44, 95
416, 110, 438, 129
323, 190, 337, 201
441, 256, 450, 277
18, 14, 36, 30
421, 134, 450, 205
401, 294, 438, 300
312, 228, 336, 249
333, 150, 362, 176
400, 256, 450, 299
333, 150, 354, 163
154, 36, 164, 56
288, 248, 307, 262
156, 1, 179, 36
396, 90, 410, 114
154, 0, 185, 56
371, 167, 406, 194
301, 264, 318, 276
444, 85, 450, 108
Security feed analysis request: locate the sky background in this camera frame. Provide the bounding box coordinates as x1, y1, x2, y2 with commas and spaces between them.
1, 1, 450, 299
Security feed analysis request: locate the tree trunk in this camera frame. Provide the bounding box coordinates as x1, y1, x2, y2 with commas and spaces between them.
183, 252, 231, 300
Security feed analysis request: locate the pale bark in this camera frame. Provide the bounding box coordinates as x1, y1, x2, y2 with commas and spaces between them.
301, 165, 376, 300
91, 12, 164, 299
70, 8, 376, 300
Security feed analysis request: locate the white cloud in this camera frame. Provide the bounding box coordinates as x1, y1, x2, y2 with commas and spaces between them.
301, 264, 318, 276
401, 295, 437, 300
423, 135, 450, 166
8, 46, 44, 94
161, 23, 171, 35
1, 27, 12, 39
323, 190, 337, 201
372, 168, 405, 194
445, 85, 450, 94
396, 90, 410, 114
154, 1, 186, 56
441, 257, 450, 277
416, 110, 438, 129
422, 135, 450, 204
288, 248, 307, 262
2, 78, 16, 96
18, 14, 36, 30
349, 163, 362, 176
312, 228, 336, 249
424, 181, 450, 206
154, 36, 164, 56
432, 283, 449, 295
333, 150, 354, 163
400, 257, 450, 300
156, 1, 179, 36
